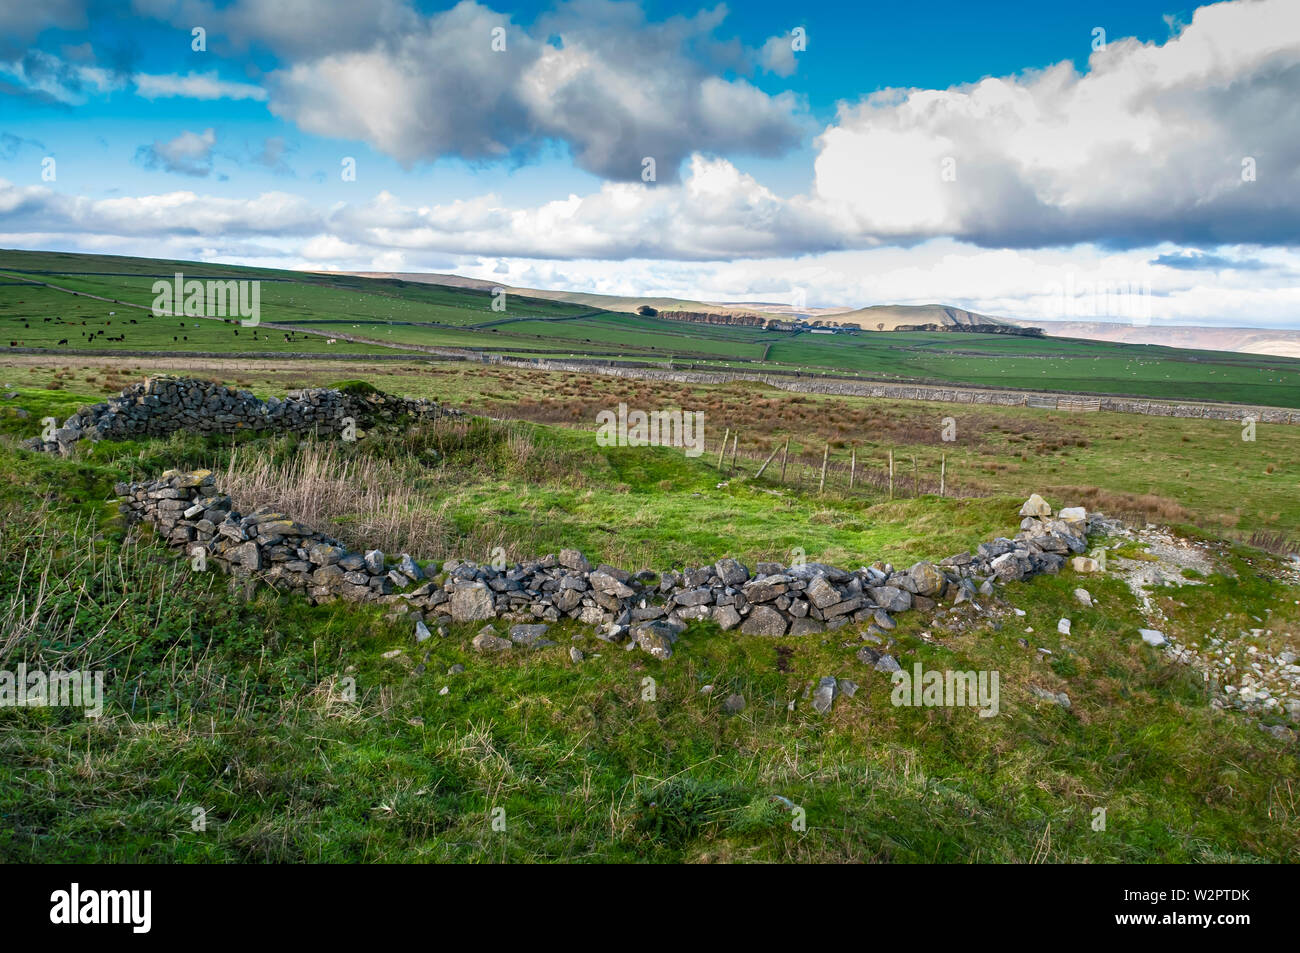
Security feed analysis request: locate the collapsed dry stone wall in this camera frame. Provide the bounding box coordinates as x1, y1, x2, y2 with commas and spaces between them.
118, 472, 1104, 662
24, 376, 462, 454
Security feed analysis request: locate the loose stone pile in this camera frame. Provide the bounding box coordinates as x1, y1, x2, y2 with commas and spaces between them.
25, 376, 461, 454
118, 475, 1105, 661
1090, 521, 1300, 724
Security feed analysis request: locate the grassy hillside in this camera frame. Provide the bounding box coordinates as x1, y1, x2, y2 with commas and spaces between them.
0, 284, 402, 354
351, 270, 741, 316
0, 372, 1297, 863
5, 249, 1300, 408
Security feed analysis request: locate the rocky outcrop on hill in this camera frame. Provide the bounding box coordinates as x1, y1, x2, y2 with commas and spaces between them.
117, 472, 1104, 660
890, 324, 1044, 336
24, 376, 462, 454
656, 310, 770, 328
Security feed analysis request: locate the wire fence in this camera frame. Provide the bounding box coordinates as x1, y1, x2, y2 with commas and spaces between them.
704, 430, 987, 500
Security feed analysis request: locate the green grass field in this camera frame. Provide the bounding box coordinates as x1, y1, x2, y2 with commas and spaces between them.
0, 284, 404, 354
5, 248, 1300, 407
1, 368, 1297, 863
7, 358, 1297, 547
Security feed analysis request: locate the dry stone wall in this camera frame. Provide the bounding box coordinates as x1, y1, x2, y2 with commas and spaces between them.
118, 472, 1105, 663
24, 376, 462, 454
497, 358, 1300, 424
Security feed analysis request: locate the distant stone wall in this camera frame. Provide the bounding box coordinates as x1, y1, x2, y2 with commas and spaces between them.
24, 376, 463, 454
118, 471, 1104, 662
5, 347, 427, 360
18, 349, 1293, 423
495, 358, 1300, 424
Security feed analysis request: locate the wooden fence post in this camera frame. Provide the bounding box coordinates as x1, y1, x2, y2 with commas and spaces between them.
888, 450, 894, 499
717, 427, 729, 470
849, 448, 856, 490
940, 453, 946, 497
780, 437, 790, 483
730, 432, 738, 470
912, 455, 918, 496
755, 443, 781, 479
819, 443, 829, 495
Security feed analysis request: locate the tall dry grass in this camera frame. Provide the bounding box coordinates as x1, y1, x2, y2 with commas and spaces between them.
215, 418, 563, 561
218, 442, 454, 557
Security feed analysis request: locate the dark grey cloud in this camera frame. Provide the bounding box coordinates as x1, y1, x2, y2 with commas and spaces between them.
141, 0, 807, 182
131, 0, 419, 60
0, 0, 86, 58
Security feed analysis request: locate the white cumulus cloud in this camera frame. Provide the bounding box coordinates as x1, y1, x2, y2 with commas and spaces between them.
133, 70, 267, 101
810, 0, 1300, 246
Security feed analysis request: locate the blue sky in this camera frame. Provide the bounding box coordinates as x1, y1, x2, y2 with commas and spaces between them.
2, 0, 1298, 327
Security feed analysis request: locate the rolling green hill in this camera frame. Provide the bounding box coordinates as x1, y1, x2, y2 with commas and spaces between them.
4, 248, 1300, 408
